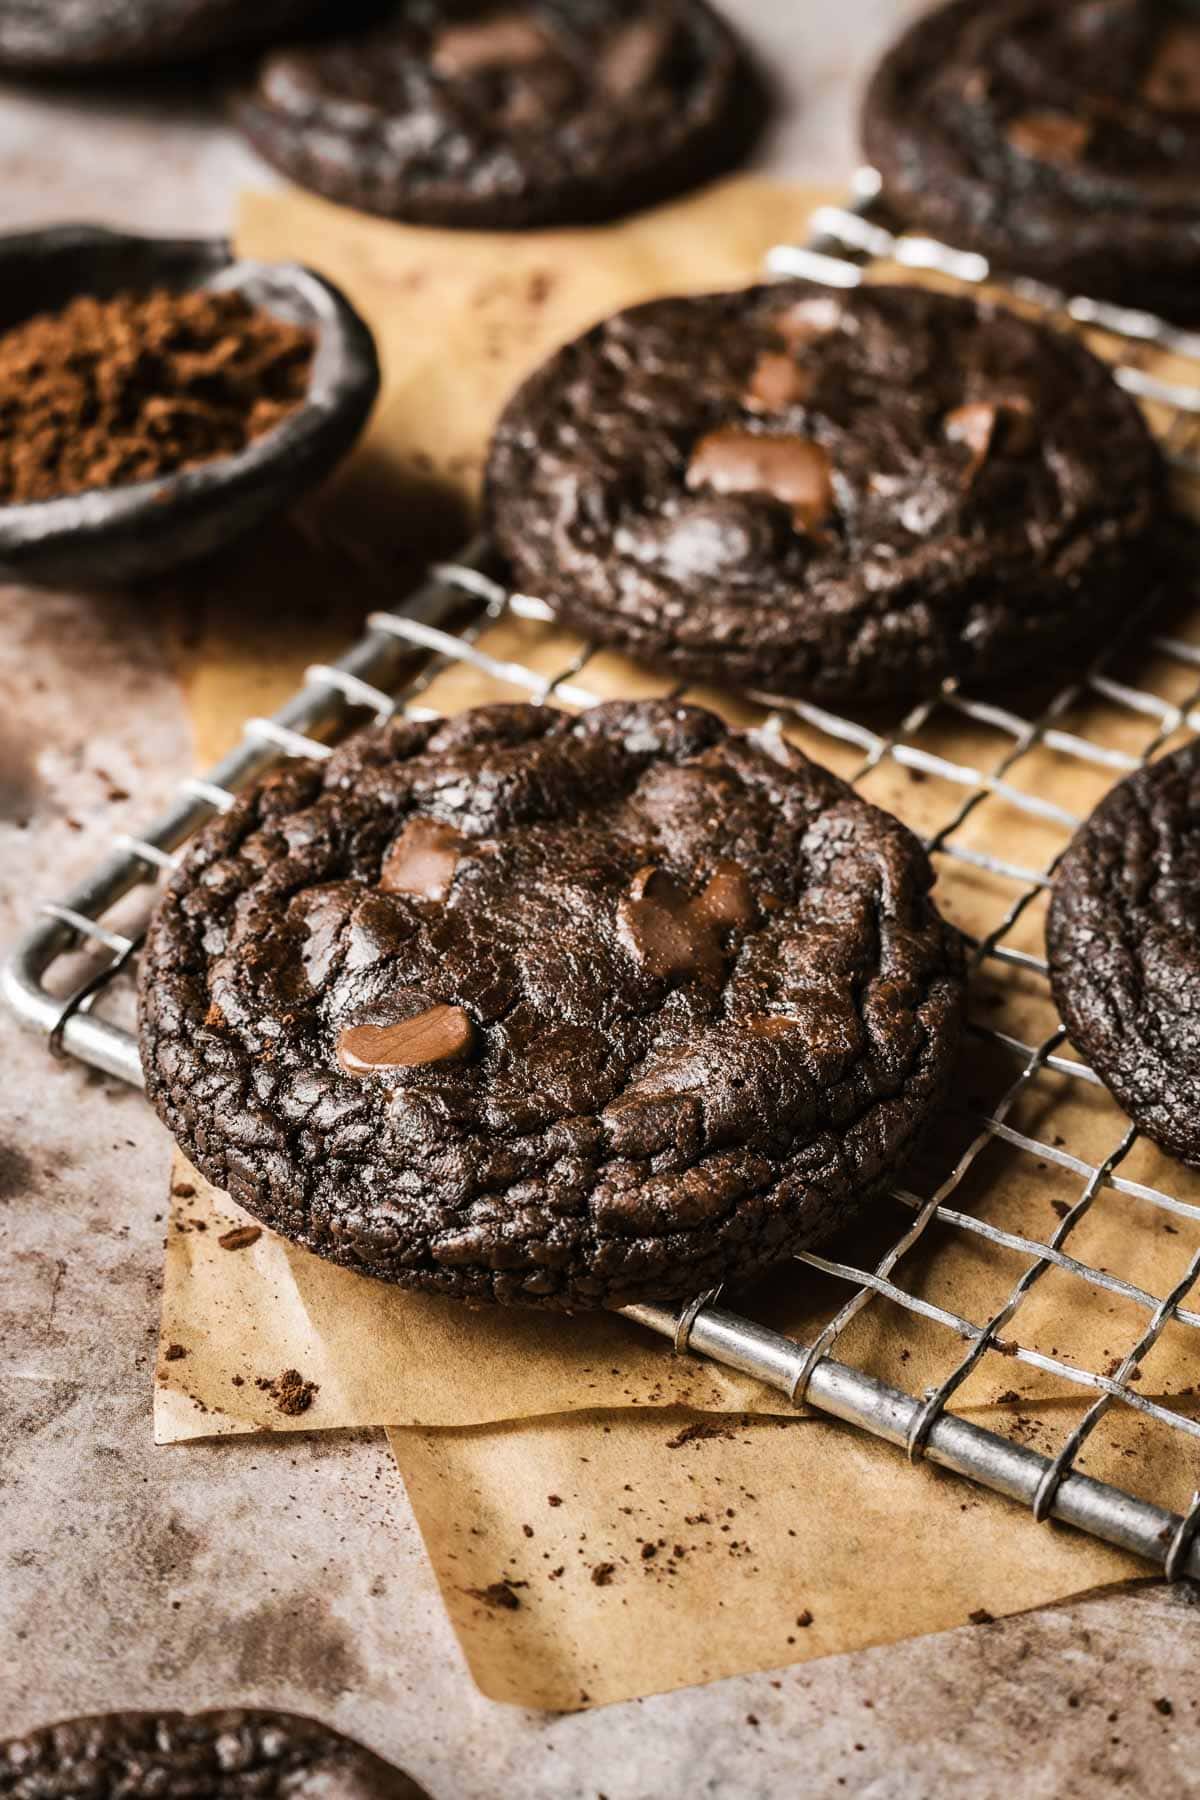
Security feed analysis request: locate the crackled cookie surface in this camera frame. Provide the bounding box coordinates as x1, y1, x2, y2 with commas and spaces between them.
235, 0, 761, 229
485, 281, 1161, 704
138, 701, 965, 1308
1049, 741, 1200, 1169
0, 1709, 428, 1799
863, 0, 1200, 322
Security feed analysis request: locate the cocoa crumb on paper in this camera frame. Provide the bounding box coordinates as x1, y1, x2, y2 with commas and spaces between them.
465, 1579, 528, 1612
591, 1563, 616, 1587
218, 1224, 262, 1251
164, 1343, 187, 1362
969, 1608, 995, 1625
256, 1368, 319, 1415
665, 1421, 733, 1449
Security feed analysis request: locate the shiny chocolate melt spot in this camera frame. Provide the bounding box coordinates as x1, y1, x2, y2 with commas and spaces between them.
600, 19, 669, 97
378, 816, 465, 902
743, 350, 814, 413
744, 1013, 803, 1038
1141, 24, 1200, 112
686, 427, 834, 534
943, 400, 998, 481
1006, 110, 1091, 163
431, 13, 552, 77
617, 861, 757, 981
337, 1005, 476, 1075
944, 392, 1037, 483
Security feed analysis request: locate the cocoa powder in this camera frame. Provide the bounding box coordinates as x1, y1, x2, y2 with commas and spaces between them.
0, 286, 315, 504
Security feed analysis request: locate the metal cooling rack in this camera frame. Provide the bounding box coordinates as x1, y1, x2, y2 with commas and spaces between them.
6, 168, 1200, 1585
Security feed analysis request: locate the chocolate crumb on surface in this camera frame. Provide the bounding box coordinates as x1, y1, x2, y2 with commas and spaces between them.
256, 1368, 320, 1416
465, 1579, 528, 1612
666, 1420, 733, 1449
969, 1608, 996, 1626
218, 1224, 263, 1251
163, 1343, 187, 1362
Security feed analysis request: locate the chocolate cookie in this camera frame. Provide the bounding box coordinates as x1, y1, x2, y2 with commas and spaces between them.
0, 1709, 429, 1798
484, 281, 1162, 704
0, 0, 324, 70
234, 1, 762, 230
137, 701, 965, 1308
862, 0, 1200, 323
1048, 741, 1200, 1168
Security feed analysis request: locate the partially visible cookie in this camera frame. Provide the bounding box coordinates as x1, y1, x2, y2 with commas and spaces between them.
137, 700, 965, 1309
234, 0, 763, 229
0, 0, 325, 70
485, 280, 1162, 704
862, 0, 1200, 323
1048, 741, 1200, 1169
0, 1709, 430, 1798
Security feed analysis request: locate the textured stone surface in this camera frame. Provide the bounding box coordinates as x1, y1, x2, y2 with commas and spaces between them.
3, 5, 1199, 1794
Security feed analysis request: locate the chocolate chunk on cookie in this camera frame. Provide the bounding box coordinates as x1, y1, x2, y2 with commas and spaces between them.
0, 0, 325, 70
234, 1, 763, 229
0, 1709, 428, 1798
863, 0, 1200, 324
1048, 741, 1200, 1168
137, 701, 965, 1308
485, 281, 1161, 704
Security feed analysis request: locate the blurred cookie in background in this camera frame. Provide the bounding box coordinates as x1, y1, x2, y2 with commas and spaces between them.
234, 0, 766, 229
0, 0, 331, 71
862, 0, 1200, 323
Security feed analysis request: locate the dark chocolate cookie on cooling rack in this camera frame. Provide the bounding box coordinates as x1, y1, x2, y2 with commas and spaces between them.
234, 0, 763, 229
862, 0, 1200, 324
0, 1709, 429, 1798
0, 0, 326, 70
137, 700, 965, 1309
1048, 740, 1200, 1169
484, 280, 1163, 705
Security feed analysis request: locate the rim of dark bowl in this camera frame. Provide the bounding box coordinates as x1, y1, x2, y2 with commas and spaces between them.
0, 224, 381, 588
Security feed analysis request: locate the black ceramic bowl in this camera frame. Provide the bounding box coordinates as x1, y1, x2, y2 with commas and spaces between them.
0, 226, 380, 589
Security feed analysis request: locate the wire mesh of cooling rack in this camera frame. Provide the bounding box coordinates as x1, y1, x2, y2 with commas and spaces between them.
6, 169, 1200, 1583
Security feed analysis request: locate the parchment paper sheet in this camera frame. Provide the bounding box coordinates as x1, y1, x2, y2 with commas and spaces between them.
154, 178, 1200, 1706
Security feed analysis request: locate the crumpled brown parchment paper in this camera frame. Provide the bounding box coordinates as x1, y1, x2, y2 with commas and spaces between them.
153, 177, 1200, 1708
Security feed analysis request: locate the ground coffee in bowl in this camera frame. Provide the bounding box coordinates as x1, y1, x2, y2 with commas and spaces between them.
0, 287, 315, 504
